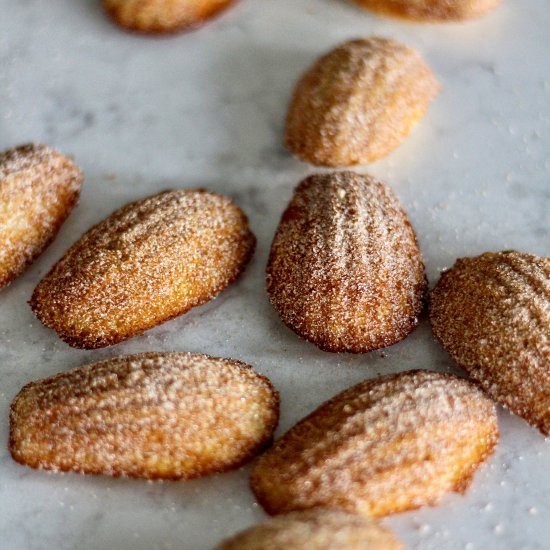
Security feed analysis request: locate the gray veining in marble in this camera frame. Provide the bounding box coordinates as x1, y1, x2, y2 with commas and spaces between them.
0, 1, 549, 549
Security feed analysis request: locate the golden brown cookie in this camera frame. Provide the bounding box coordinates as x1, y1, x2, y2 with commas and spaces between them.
31, 189, 255, 349
430, 251, 550, 435
0, 144, 82, 290
10, 352, 279, 479
354, 0, 501, 22
216, 508, 404, 550
102, 0, 237, 34
266, 171, 427, 353
285, 37, 440, 167
250, 370, 498, 518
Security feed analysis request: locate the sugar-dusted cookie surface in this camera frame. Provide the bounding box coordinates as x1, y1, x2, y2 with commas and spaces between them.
0, 144, 83, 290
430, 251, 550, 435
266, 171, 427, 353
10, 352, 279, 479
103, 0, 237, 34
354, 0, 501, 22
285, 37, 439, 167
216, 508, 404, 550
31, 189, 255, 349
251, 370, 498, 518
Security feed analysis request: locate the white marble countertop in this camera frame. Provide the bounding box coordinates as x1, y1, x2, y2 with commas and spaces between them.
1, 1, 549, 548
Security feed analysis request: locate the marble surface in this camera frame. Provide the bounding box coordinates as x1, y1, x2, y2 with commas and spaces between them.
1, 1, 549, 548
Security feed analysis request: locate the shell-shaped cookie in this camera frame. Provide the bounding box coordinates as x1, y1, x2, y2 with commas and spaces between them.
103, 0, 237, 34
0, 144, 83, 289
250, 370, 498, 518
354, 0, 501, 22
31, 190, 255, 349
10, 352, 279, 479
285, 38, 440, 167
266, 171, 427, 353
216, 508, 404, 550
430, 251, 550, 435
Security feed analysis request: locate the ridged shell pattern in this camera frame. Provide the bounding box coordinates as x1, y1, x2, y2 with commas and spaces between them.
430, 251, 550, 434
10, 352, 279, 479
250, 370, 498, 518
285, 38, 439, 166
266, 171, 426, 353
31, 189, 255, 349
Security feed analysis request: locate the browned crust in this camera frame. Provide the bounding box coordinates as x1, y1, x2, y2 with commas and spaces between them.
30, 189, 256, 349
354, 0, 501, 22
0, 144, 83, 290
285, 37, 440, 167
266, 171, 427, 353
430, 251, 550, 435
216, 508, 404, 550
10, 352, 280, 479
250, 370, 498, 518
102, 0, 237, 34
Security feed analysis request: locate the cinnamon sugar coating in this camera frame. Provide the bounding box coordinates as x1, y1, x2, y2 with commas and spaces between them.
216, 508, 404, 550
430, 251, 550, 435
31, 189, 255, 349
10, 352, 279, 479
266, 172, 427, 353
354, 0, 501, 22
102, 0, 237, 34
250, 370, 498, 518
285, 38, 440, 167
0, 144, 83, 290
